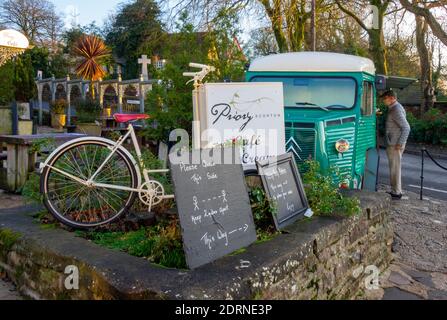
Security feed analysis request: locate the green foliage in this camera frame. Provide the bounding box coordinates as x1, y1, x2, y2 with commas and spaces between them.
249, 187, 277, 238
302, 160, 361, 217
30, 47, 70, 79
0, 51, 36, 103
205, 8, 247, 82
77, 220, 187, 269
21, 172, 43, 204
0, 229, 21, 251
50, 99, 67, 114
0, 61, 15, 105
28, 137, 56, 154
13, 51, 36, 102
63, 23, 105, 54
407, 108, 447, 146
75, 99, 102, 123
137, 149, 173, 195
105, 0, 165, 79
144, 10, 246, 142
144, 14, 207, 142
21, 138, 56, 203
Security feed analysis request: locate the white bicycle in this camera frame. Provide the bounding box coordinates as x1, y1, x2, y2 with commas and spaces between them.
40, 113, 174, 229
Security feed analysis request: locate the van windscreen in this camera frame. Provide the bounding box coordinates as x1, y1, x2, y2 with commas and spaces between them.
251, 77, 357, 109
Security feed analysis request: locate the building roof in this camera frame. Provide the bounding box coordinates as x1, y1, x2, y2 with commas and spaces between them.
249, 52, 376, 75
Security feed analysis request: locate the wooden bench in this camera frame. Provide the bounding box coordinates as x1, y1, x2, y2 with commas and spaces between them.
0, 133, 87, 192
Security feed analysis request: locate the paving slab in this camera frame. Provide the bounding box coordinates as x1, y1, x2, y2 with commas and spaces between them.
382, 287, 423, 300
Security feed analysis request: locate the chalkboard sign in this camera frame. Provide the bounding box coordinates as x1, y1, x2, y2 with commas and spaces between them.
169, 147, 257, 269
257, 153, 309, 230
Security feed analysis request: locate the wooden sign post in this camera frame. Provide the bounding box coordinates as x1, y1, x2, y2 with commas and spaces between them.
257, 153, 310, 230
169, 147, 257, 269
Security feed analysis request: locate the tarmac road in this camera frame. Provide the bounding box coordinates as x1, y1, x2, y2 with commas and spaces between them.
379, 149, 447, 202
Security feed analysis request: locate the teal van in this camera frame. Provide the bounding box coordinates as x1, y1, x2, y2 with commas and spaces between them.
246, 52, 380, 190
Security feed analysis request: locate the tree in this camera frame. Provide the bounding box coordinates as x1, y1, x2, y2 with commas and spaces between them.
335, 0, 392, 75
416, 14, 435, 113
74, 35, 111, 99
206, 8, 247, 82
398, 0, 447, 112
0, 52, 35, 103
145, 13, 209, 142
165, 0, 334, 52
30, 46, 70, 79
258, 0, 333, 52
0, 0, 62, 45
13, 51, 36, 101
0, 61, 15, 105
44, 8, 65, 52
399, 0, 447, 46
247, 27, 279, 57
105, 0, 165, 79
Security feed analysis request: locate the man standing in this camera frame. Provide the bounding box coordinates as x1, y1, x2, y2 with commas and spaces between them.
381, 90, 411, 200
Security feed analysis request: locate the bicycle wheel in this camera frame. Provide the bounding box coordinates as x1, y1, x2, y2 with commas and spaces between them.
41, 140, 139, 229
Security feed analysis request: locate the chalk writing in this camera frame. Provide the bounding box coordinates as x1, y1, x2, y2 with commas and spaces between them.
170, 147, 257, 269
257, 153, 309, 230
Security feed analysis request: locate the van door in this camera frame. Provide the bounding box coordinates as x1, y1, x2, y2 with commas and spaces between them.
355, 81, 378, 190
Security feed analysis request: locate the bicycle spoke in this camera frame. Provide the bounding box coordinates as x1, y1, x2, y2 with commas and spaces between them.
44, 142, 135, 227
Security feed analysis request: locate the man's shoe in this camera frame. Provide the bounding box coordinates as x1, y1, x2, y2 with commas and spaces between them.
388, 193, 403, 200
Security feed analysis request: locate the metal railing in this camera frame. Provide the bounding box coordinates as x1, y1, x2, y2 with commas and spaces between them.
420, 147, 447, 200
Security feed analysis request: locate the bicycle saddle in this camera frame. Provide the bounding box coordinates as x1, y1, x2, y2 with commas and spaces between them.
113, 113, 150, 123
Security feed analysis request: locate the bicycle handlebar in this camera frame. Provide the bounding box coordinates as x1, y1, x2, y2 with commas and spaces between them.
189, 63, 208, 69
183, 72, 197, 77
189, 63, 216, 72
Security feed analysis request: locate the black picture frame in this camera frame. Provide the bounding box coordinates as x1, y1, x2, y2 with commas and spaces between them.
257, 153, 310, 230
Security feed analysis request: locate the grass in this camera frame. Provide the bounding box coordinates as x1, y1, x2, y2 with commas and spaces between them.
0, 229, 22, 251
76, 221, 187, 270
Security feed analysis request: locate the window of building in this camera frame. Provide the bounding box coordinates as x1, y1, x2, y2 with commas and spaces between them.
361, 81, 374, 116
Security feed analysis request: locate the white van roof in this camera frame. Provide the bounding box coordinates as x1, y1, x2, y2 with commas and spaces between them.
249, 52, 376, 75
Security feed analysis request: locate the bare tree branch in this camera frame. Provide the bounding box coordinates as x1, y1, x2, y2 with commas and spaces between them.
400, 0, 447, 46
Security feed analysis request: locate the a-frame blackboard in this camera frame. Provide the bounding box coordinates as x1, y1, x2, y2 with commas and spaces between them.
169, 147, 257, 269
257, 153, 309, 230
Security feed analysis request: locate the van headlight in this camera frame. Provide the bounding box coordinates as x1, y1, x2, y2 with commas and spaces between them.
335, 139, 350, 153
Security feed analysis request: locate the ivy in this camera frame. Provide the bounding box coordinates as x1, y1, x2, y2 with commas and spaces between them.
302, 160, 361, 217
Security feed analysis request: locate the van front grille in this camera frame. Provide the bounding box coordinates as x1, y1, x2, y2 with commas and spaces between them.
285, 124, 316, 169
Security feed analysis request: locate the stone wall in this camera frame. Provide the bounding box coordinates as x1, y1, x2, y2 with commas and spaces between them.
0, 191, 393, 300
251, 191, 393, 299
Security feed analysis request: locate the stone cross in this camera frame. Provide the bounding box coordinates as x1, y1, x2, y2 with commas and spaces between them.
138, 55, 151, 81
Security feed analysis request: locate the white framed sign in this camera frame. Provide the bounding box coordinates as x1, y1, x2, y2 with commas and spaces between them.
197, 83, 285, 169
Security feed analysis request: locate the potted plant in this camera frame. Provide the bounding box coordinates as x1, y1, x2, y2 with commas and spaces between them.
50, 99, 67, 131
74, 99, 102, 136
103, 105, 112, 117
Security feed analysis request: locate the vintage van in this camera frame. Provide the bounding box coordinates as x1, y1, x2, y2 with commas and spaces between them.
246, 52, 380, 190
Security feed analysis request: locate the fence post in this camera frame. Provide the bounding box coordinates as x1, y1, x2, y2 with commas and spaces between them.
11, 101, 18, 135
420, 147, 425, 200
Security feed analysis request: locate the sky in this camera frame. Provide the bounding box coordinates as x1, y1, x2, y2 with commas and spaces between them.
52, 0, 123, 28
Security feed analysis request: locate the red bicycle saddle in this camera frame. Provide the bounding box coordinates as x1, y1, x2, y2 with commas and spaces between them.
113, 114, 150, 123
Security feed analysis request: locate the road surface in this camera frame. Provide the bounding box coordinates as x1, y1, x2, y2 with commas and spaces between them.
378, 149, 447, 201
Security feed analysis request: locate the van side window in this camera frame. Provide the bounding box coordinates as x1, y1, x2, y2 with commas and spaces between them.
361, 82, 374, 116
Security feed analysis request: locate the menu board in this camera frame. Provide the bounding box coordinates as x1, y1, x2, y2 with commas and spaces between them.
169, 147, 257, 269
257, 153, 309, 230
